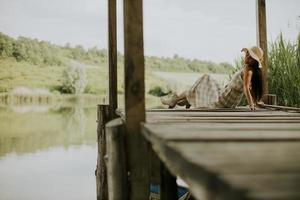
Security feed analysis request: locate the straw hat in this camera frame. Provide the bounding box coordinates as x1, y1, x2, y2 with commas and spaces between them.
243, 46, 264, 68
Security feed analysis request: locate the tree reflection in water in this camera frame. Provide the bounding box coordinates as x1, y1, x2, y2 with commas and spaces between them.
0, 105, 97, 158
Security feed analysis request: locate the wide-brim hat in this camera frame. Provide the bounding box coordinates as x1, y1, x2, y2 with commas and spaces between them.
244, 46, 264, 68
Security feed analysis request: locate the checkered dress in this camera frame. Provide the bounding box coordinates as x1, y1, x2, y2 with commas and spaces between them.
186, 70, 244, 108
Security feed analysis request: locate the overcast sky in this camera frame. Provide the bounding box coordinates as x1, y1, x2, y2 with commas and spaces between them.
0, 0, 299, 64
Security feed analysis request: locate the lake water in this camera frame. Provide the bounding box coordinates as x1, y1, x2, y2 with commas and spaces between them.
153, 71, 228, 93
0, 105, 97, 200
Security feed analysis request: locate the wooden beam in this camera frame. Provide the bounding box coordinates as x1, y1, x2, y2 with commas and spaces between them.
123, 0, 149, 199
256, 0, 268, 101
108, 0, 118, 113
96, 105, 111, 200
106, 118, 128, 200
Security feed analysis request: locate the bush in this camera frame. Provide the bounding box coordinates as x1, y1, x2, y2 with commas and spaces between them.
148, 86, 171, 97
61, 63, 88, 94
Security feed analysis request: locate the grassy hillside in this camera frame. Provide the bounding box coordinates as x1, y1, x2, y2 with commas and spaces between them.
0, 32, 232, 96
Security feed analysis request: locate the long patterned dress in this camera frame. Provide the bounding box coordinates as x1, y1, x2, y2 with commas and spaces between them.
186, 70, 244, 108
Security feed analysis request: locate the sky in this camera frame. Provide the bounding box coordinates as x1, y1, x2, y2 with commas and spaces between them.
0, 0, 299, 64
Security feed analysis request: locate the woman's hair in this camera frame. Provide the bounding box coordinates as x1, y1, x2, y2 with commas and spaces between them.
249, 59, 263, 102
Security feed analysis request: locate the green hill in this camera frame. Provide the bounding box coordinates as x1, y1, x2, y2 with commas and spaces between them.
0, 32, 232, 95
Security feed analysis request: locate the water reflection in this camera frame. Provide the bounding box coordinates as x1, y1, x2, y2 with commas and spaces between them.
0, 145, 96, 200
0, 105, 98, 200
0, 105, 97, 157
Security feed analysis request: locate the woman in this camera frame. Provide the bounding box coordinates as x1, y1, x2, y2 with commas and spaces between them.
161, 46, 264, 110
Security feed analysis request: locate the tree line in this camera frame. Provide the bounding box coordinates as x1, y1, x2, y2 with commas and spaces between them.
0, 32, 232, 73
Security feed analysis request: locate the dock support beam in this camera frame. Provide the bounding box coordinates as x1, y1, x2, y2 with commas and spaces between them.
108, 0, 118, 114
96, 105, 112, 200
123, 0, 150, 199
256, 0, 268, 101
106, 118, 128, 200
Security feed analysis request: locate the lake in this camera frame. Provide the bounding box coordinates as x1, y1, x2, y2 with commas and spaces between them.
153, 71, 228, 93
0, 105, 97, 200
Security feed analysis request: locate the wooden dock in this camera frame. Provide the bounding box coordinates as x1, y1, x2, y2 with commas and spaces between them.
98, 108, 300, 200
141, 108, 300, 200
95, 0, 300, 199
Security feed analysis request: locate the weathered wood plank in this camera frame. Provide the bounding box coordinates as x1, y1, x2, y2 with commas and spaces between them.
116, 109, 300, 120
147, 111, 300, 117
123, 0, 149, 199
148, 118, 300, 123
165, 141, 300, 174
108, 0, 118, 113
146, 135, 300, 200
96, 105, 111, 200
258, 103, 300, 112
223, 174, 300, 200
143, 123, 300, 141
106, 118, 127, 200
148, 137, 249, 200
256, 0, 268, 100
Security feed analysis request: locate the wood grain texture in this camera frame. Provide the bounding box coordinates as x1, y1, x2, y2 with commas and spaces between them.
108, 0, 118, 113
96, 105, 111, 200
142, 116, 300, 200
106, 118, 128, 200
256, 0, 268, 100
143, 128, 300, 199
166, 141, 300, 174
123, 0, 149, 199
143, 123, 300, 141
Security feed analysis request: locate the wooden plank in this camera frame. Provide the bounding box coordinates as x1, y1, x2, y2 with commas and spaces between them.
146, 111, 300, 117
96, 105, 111, 200
148, 137, 249, 200
115, 109, 300, 119
148, 118, 300, 124
222, 174, 300, 200
106, 118, 127, 200
256, 0, 268, 100
165, 141, 300, 174
108, 0, 118, 113
146, 136, 300, 200
123, 0, 149, 199
143, 123, 300, 141
258, 103, 300, 112
147, 116, 300, 121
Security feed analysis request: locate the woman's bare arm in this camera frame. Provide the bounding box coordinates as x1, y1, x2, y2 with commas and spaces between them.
243, 67, 255, 110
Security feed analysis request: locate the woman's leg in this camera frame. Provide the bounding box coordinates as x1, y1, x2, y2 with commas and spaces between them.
176, 91, 191, 108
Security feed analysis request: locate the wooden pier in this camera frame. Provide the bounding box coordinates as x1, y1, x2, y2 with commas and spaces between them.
141, 109, 300, 200
95, 0, 300, 199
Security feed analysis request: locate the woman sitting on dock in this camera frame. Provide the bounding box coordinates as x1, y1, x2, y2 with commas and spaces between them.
161, 46, 264, 110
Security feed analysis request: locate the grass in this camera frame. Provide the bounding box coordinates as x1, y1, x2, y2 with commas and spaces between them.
268, 34, 300, 107
0, 57, 170, 108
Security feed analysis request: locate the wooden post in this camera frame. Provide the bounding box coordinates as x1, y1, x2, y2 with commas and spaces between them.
267, 94, 277, 105
160, 162, 178, 200
256, 0, 268, 102
108, 0, 118, 114
123, 0, 149, 199
96, 104, 112, 200
106, 118, 128, 200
